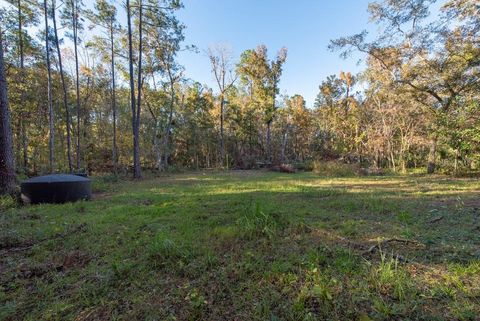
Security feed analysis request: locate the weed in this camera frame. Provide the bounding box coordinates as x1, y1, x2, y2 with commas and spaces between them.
185, 288, 207, 319
397, 211, 414, 225
373, 252, 415, 302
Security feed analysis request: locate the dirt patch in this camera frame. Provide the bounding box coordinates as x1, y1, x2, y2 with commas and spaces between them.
17, 262, 59, 279
62, 250, 91, 271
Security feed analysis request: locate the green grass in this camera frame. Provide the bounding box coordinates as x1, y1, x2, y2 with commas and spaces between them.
1, 170, 479, 320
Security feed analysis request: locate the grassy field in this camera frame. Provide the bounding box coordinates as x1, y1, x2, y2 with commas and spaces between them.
1, 170, 480, 321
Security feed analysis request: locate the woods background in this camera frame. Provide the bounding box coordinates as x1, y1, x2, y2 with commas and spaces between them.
0, 0, 479, 181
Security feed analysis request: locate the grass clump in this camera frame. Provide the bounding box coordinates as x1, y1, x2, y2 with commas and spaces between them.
147, 232, 195, 270
237, 202, 289, 239
372, 252, 416, 302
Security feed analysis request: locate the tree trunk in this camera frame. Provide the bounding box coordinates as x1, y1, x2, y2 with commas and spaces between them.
427, 136, 437, 174
52, 0, 73, 172
21, 119, 28, 174
219, 94, 224, 167
110, 19, 117, 175
17, 0, 29, 175
71, 0, 81, 171
44, 0, 55, 172
153, 119, 161, 171
133, 0, 143, 178
162, 81, 176, 170
454, 149, 459, 174
126, 0, 140, 178
281, 127, 288, 163
266, 81, 277, 163
0, 28, 16, 195
266, 121, 272, 162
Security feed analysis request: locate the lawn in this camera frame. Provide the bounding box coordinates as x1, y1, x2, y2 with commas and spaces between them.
1, 170, 479, 321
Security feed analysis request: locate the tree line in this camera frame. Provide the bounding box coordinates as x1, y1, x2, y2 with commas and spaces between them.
1, 0, 479, 194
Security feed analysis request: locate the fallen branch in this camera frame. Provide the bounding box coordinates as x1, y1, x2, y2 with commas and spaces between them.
364, 238, 424, 255
310, 228, 423, 265
429, 216, 444, 224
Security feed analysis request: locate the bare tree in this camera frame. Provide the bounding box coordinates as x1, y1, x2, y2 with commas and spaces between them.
208, 44, 237, 167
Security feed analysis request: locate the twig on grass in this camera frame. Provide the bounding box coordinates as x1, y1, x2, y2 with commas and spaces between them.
429, 216, 444, 224
364, 238, 423, 254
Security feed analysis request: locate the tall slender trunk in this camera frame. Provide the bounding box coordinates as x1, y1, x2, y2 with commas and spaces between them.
146, 75, 161, 171
162, 79, 176, 170
0, 27, 16, 194
110, 19, 117, 175
17, 0, 28, 174
52, 0, 73, 172
21, 120, 27, 173
266, 121, 271, 162
133, 0, 143, 178
126, 0, 138, 178
454, 149, 459, 174
266, 81, 276, 163
71, 0, 81, 171
44, 0, 55, 172
153, 119, 161, 171
219, 94, 224, 167
281, 126, 288, 163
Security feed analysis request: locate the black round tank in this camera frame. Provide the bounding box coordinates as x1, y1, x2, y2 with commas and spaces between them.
21, 174, 91, 204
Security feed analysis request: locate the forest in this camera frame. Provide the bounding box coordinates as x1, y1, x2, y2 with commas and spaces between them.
0, 0, 479, 320
0, 0, 478, 189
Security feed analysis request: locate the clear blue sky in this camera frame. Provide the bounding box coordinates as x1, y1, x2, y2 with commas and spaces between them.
176, 0, 373, 107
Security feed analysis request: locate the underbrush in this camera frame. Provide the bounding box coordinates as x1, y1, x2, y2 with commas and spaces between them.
0, 195, 16, 212
312, 161, 362, 177
91, 174, 122, 193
